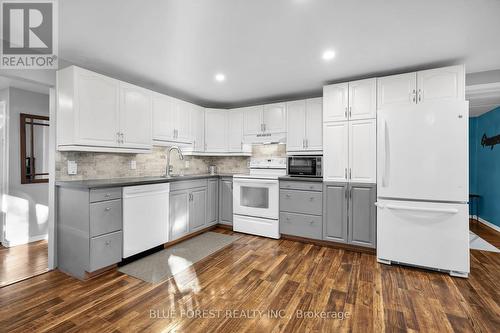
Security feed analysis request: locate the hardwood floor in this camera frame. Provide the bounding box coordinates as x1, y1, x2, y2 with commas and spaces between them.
0, 228, 498, 332
470, 219, 500, 248
0, 240, 48, 287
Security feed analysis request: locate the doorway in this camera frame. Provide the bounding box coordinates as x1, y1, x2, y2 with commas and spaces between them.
0, 79, 51, 286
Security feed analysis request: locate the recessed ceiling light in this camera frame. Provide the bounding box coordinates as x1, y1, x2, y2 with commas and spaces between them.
322, 50, 336, 61
215, 73, 226, 82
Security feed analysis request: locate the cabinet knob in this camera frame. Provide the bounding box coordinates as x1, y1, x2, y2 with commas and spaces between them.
105, 207, 111, 211
309, 197, 314, 201
104, 193, 110, 197
286, 194, 291, 198
105, 241, 111, 246
309, 220, 314, 225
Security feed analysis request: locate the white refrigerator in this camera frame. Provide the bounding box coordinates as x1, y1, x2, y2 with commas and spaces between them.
376, 100, 470, 277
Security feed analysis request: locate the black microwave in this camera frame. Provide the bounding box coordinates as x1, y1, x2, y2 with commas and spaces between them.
287, 156, 322, 177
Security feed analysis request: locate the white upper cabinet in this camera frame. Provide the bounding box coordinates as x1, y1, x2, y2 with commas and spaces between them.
286, 98, 322, 153
74, 69, 120, 147
228, 109, 248, 153
323, 120, 376, 183
119, 83, 152, 149
263, 103, 286, 133
348, 78, 377, 120
152, 93, 175, 142
205, 109, 227, 152
189, 104, 205, 152
153, 96, 192, 144
323, 121, 349, 182
243, 106, 263, 135
305, 98, 323, 151
377, 73, 417, 108
286, 100, 306, 152
324, 80, 376, 122
57, 66, 152, 153
417, 65, 464, 103
174, 100, 192, 143
377, 65, 464, 108
323, 83, 348, 122
242, 104, 286, 136
349, 119, 376, 183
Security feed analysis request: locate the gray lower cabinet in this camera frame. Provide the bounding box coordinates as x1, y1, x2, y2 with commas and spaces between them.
348, 183, 376, 248
169, 179, 210, 241
169, 189, 190, 240
279, 180, 322, 240
57, 186, 123, 279
323, 183, 348, 243
190, 187, 207, 232
207, 178, 218, 225
219, 177, 233, 225
323, 182, 376, 248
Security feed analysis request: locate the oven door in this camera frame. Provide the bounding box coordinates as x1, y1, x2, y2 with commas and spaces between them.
288, 157, 317, 176
233, 178, 279, 220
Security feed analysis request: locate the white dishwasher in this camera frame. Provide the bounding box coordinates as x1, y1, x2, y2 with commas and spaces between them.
122, 183, 170, 258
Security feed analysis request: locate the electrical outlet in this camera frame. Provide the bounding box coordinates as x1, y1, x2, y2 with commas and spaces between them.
130, 160, 137, 170
184, 160, 190, 168
67, 161, 77, 175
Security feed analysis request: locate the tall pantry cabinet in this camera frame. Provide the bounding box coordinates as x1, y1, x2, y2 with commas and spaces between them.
322, 77, 377, 248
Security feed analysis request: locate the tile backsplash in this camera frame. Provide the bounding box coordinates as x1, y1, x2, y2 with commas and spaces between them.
55, 144, 286, 181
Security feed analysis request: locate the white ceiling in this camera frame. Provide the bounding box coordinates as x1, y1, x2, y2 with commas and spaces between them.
59, 0, 500, 108
466, 82, 500, 117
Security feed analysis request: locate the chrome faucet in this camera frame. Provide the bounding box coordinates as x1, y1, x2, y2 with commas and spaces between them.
166, 146, 184, 177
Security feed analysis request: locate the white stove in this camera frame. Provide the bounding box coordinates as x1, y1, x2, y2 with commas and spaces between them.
233, 158, 286, 239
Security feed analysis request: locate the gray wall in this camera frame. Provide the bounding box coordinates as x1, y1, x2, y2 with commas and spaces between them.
3, 87, 50, 245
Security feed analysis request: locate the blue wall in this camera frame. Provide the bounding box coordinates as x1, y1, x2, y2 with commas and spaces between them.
469, 106, 500, 227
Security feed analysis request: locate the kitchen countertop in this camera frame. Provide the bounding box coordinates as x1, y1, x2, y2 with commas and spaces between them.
278, 176, 323, 182
56, 173, 238, 189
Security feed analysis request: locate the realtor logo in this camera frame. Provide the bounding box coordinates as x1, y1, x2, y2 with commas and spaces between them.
1, 0, 58, 69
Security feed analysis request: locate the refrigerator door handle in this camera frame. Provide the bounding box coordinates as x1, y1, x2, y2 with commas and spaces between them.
385, 204, 458, 214
380, 119, 390, 187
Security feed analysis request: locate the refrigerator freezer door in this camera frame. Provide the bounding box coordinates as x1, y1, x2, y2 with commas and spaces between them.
377, 100, 468, 202
376, 199, 469, 274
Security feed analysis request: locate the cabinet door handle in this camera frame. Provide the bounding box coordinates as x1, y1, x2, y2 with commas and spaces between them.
349, 187, 352, 199
309, 220, 314, 225
345, 168, 347, 180
121, 133, 124, 143
349, 106, 352, 118
344, 106, 348, 118
349, 168, 352, 179
418, 89, 422, 102
116, 132, 120, 143
411, 89, 417, 103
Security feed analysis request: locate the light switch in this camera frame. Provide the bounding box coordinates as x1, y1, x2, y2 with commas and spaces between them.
67, 161, 77, 175
130, 160, 137, 170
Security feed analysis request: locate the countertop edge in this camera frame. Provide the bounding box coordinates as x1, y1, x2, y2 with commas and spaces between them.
278, 176, 323, 182
56, 174, 236, 189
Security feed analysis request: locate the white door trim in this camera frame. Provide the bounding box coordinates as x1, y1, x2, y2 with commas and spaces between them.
0, 101, 7, 244
48, 88, 56, 270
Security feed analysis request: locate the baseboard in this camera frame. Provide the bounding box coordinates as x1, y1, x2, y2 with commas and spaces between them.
2, 234, 48, 247
472, 216, 500, 233
215, 223, 233, 231
281, 234, 376, 254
